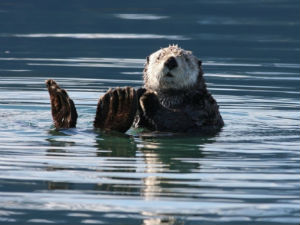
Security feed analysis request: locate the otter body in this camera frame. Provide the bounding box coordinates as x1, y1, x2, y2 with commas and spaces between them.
132, 45, 224, 133
46, 45, 224, 134
133, 88, 223, 133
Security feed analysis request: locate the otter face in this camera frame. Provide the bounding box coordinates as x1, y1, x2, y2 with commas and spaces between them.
144, 45, 201, 91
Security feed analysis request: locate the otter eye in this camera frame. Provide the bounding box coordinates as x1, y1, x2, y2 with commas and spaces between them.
157, 53, 162, 60
146, 56, 149, 63
198, 60, 202, 67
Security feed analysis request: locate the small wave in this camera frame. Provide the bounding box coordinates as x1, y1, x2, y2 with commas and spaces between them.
0, 57, 145, 69
0, 69, 31, 72
197, 17, 299, 26
207, 73, 300, 81
9, 33, 189, 40
114, 14, 169, 20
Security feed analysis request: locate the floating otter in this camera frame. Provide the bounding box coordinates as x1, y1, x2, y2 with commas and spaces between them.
46, 45, 224, 133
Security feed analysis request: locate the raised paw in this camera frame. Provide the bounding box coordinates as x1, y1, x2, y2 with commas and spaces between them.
139, 91, 160, 118
94, 87, 138, 133
45, 79, 78, 129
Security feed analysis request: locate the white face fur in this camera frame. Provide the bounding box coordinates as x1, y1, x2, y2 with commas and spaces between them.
144, 45, 200, 91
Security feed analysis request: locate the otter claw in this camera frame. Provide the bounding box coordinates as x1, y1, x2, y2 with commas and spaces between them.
46, 79, 78, 129
94, 87, 138, 133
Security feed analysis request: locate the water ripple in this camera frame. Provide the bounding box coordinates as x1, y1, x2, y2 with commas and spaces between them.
114, 14, 169, 20
7, 33, 190, 40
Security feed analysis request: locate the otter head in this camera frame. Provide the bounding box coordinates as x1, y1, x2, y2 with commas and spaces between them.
143, 45, 203, 92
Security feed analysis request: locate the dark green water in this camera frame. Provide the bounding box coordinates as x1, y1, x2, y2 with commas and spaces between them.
0, 0, 299, 224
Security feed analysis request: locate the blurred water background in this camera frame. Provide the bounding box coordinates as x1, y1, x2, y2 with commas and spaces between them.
0, 0, 299, 224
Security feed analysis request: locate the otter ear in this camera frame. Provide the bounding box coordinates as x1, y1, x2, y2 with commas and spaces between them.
198, 60, 202, 67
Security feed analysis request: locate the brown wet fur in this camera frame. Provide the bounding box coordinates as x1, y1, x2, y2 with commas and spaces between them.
94, 87, 138, 133
45, 79, 78, 129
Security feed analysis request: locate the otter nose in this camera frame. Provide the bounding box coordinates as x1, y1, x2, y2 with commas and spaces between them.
164, 57, 178, 70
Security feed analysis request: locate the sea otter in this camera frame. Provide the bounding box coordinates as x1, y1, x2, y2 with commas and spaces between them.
46, 45, 224, 133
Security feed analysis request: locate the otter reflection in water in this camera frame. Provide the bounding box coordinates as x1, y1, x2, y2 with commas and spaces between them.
94, 133, 215, 195
46, 46, 223, 134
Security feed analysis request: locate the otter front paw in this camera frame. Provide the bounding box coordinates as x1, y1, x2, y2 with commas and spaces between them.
45, 79, 78, 129
94, 87, 137, 133
139, 91, 160, 118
